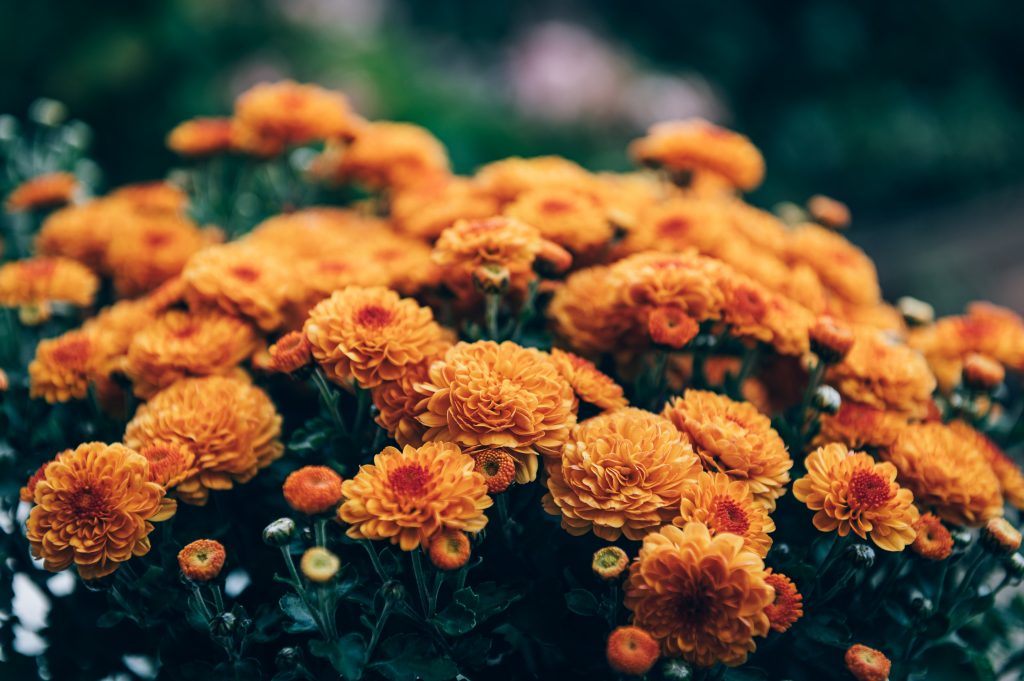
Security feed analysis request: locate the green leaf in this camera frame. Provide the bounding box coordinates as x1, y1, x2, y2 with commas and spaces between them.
800, 614, 850, 648
371, 634, 458, 681
310, 634, 366, 680
564, 589, 599, 617
96, 610, 124, 628
451, 634, 491, 670
432, 599, 477, 636
279, 593, 318, 633
450, 582, 523, 624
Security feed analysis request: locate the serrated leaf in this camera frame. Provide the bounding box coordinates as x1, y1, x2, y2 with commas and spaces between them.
432, 599, 477, 636
564, 589, 599, 617
279, 593, 318, 633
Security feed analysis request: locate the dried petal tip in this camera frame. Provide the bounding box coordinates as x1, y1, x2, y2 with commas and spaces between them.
845, 644, 891, 681
606, 626, 660, 676
982, 517, 1022, 554
592, 546, 629, 580
300, 547, 340, 583
178, 540, 226, 582
962, 353, 1004, 392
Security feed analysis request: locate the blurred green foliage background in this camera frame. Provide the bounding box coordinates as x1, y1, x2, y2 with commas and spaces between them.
3, 0, 1023, 313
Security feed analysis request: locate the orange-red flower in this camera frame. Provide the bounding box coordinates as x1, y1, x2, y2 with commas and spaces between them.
763, 569, 803, 632
167, 117, 235, 157
470, 449, 517, 494
953, 422, 1024, 510
911, 513, 953, 560
26, 443, 169, 579
815, 400, 910, 450
0, 256, 98, 308
5, 172, 78, 212
606, 626, 660, 676
337, 442, 491, 550
428, 529, 471, 570
372, 359, 437, 447
390, 176, 500, 241
178, 539, 226, 581
592, 546, 629, 580
549, 348, 627, 411
283, 466, 344, 515
20, 463, 50, 503
267, 331, 313, 374
29, 330, 98, 403
105, 214, 208, 297
548, 265, 634, 354
138, 442, 196, 489
674, 472, 775, 557
845, 644, 891, 681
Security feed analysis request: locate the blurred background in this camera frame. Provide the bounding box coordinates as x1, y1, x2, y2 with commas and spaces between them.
2, 0, 1023, 314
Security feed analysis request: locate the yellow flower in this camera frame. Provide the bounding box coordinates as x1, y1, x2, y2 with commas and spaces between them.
592, 546, 629, 580
5, 172, 78, 212
662, 390, 791, 510
300, 547, 341, 583
623, 522, 773, 667
311, 121, 449, 191
26, 443, 169, 579
674, 472, 775, 557
0, 256, 98, 308
304, 286, 447, 388
338, 442, 491, 551
413, 341, 577, 483
549, 348, 627, 411
543, 408, 701, 540
793, 444, 919, 551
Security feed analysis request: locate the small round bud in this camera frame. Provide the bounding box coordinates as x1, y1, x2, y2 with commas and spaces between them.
263, 518, 296, 547
29, 98, 68, 127
659, 659, 695, 681
268, 331, 313, 375
471, 449, 516, 494
812, 385, 842, 415
283, 466, 344, 515
300, 547, 341, 583
982, 517, 1022, 555
962, 353, 1004, 392
592, 546, 629, 580
210, 612, 237, 637
606, 626, 659, 676
428, 530, 471, 571
906, 590, 933, 618
807, 194, 851, 230
845, 644, 892, 681
845, 543, 876, 569
178, 539, 227, 582
897, 296, 934, 327
19, 301, 51, 326
647, 307, 699, 349
771, 543, 792, 562
1003, 553, 1024, 584
471, 264, 511, 295
381, 579, 406, 603
275, 647, 303, 671
809, 317, 854, 364
912, 513, 953, 561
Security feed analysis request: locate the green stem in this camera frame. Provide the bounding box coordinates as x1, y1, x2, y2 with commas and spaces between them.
933, 558, 952, 607
210, 584, 226, 615
314, 518, 327, 548
411, 549, 430, 617
280, 546, 330, 637
190, 583, 214, 622
311, 368, 348, 435
366, 601, 394, 662
484, 292, 501, 341
808, 533, 845, 600
362, 540, 387, 582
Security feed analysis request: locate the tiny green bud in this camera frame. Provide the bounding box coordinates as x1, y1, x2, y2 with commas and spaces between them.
275, 646, 303, 671
263, 518, 296, 547
660, 658, 694, 681
210, 612, 237, 637
845, 543, 875, 569
812, 385, 842, 415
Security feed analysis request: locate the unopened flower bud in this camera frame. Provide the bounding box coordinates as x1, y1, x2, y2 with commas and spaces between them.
592, 546, 629, 580
982, 517, 1022, 555
300, 547, 340, 583
897, 296, 934, 327
428, 530, 471, 571
210, 612, 237, 637
1003, 553, 1024, 584
807, 194, 851, 230
845, 543, 875, 569
19, 301, 51, 326
262, 518, 296, 547
962, 353, 1004, 392
951, 528, 973, 551
275, 647, 303, 671
810, 317, 854, 364
845, 644, 891, 681
660, 659, 694, 681
472, 264, 510, 295
381, 579, 406, 603
29, 98, 67, 127
771, 543, 792, 562
178, 539, 226, 582
812, 385, 842, 415
906, 589, 933, 617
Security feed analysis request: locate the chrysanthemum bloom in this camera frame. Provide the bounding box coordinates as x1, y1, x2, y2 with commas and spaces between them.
961, 352, 1005, 391
372, 359, 437, 447
283, 466, 344, 515
267, 331, 313, 374
354, 231, 443, 296
390, 176, 500, 241
662, 391, 791, 510
845, 644, 891, 681
471, 449, 516, 494
105, 214, 208, 297
719, 274, 815, 356
550, 348, 627, 411
124, 310, 258, 398
883, 422, 1003, 526
787, 223, 881, 306
139, 442, 197, 488
548, 265, 635, 354
337, 442, 491, 551
474, 155, 593, 204
124, 375, 283, 505
648, 306, 700, 349
954, 421, 1024, 510
543, 408, 701, 540
167, 117, 235, 157
763, 569, 803, 632
108, 182, 189, 215
674, 472, 775, 557
29, 330, 98, 403
606, 626, 660, 676
300, 547, 341, 583
807, 194, 851, 229
815, 400, 910, 450
312, 121, 449, 191
181, 244, 296, 331
624, 522, 773, 667
231, 80, 360, 156
504, 186, 613, 255
5, 172, 78, 212
617, 251, 728, 328
0, 256, 98, 308
428, 529, 471, 570
982, 517, 1022, 554
304, 286, 447, 388
621, 196, 731, 257
20, 462, 50, 503
26, 443, 169, 579
592, 546, 629, 580
810, 316, 855, 364
793, 444, 918, 551
826, 329, 937, 418
178, 539, 226, 582
413, 341, 577, 483
35, 200, 125, 271
911, 513, 953, 560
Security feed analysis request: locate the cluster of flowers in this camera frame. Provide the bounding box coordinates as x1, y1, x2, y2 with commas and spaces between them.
2, 80, 1024, 680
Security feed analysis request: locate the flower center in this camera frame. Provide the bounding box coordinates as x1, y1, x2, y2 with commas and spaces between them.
848, 470, 893, 510
355, 304, 394, 329
67, 485, 110, 520
145, 231, 172, 248
52, 337, 91, 367
710, 496, 750, 535
730, 285, 767, 321
540, 198, 572, 214
658, 217, 691, 237
388, 464, 429, 497
230, 265, 261, 282
675, 586, 712, 627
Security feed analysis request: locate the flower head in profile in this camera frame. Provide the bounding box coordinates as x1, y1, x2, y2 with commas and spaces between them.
624, 522, 773, 667
29, 330, 98, 403
911, 512, 952, 560
311, 121, 449, 191
549, 348, 627, 411
139, 442, 197, 489
390, 176, 500, 241
5, 172, 79, 212
26, 443, 169, 579
793, 444, 918, 551
372, 359, 437, 447
304, 286, 447, 388
954, 421, 1024, 510
662, 390, 791, 510
606, 626, 660, 676
763, 569, 803, 632
815, 400, 910, 451
178, 539, 226, 582
543, 408, 702, 540
283, 466, 344, 515
503, 186, 612, 256
787, 223, 880, 306
167, 117, 235, 157
338, 442, 491, 551
267, 331, 313, 375
674, 472, 775, 557
105, 214, 208, 297
0, 256, 98, 308
20, 463, 51, 503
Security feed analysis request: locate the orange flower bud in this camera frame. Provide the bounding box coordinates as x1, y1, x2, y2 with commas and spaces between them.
606, 626, 659, 676
845, 644, 891, 681
178, 540, 226, 582
283, 466, 344, 515
428, 529, 471, 571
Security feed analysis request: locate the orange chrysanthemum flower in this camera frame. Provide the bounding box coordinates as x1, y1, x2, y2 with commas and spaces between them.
807, 194, 851, 229
763, 569, 803, 632
231, 80, 360, 156
787, 224, 880, 306
178, 539, 226, 582
413, 341, 577, 483
961, 352, 1005, 391
982, 517, 1022, 554
617, 251, 728, 327
629, 119, 765, 191
911, 512, 953, 560
909, 303, 1024, 385
124, 309, 258, 398
26, 443, 169, 579
138, 442, 196, 489
793, 444, 919, 551
283, 466, 344, 515
953, 422, 1024, 510
36, 200, 124, 271
5, 172, 78, 212
624, 522, 773, 667
883, 422, 1003, 526
548, 265, 635, 354
674, 472, 775, 557
267, 331, 313, 374
810, 316, 855, 364
592, 546, 629, 580
845, 644, 891, 681
0, 256, 98, 308
474, 155, 592, 204
105, 214, 208, 297
427, 529, 471, 571
662, 390, 792, 510
29, 330, 97, 403
167, 117, 235, 157
503, 186, 612, 255
621, 196, 730, 256
471, 449, 517, 494
311, 121, 449, 191
826, 329, 937, 418
181, 244, 296, 331
815, 400, 910, 450
372, 359, 437, 447
124, 375, 283, 505
606, 626, 660, 676
550, 348, 627, 411
543, 408, 701, 540
337, 442, 492, 551
108, 182, 188, 215
719, 274, 815, 356
20, 463, 50, 503
390, 176, 500, 241
304, 286, 447, 389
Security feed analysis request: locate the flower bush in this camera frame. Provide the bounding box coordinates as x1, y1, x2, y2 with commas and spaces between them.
1, 82, 1024, 681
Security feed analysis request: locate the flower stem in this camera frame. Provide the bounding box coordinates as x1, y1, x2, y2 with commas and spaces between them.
484, 292, 501, 341
410, 549, 430, 617
362, 540, 387, 582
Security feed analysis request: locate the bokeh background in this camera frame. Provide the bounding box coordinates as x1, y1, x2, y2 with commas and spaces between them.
3, 0, 1023, 314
